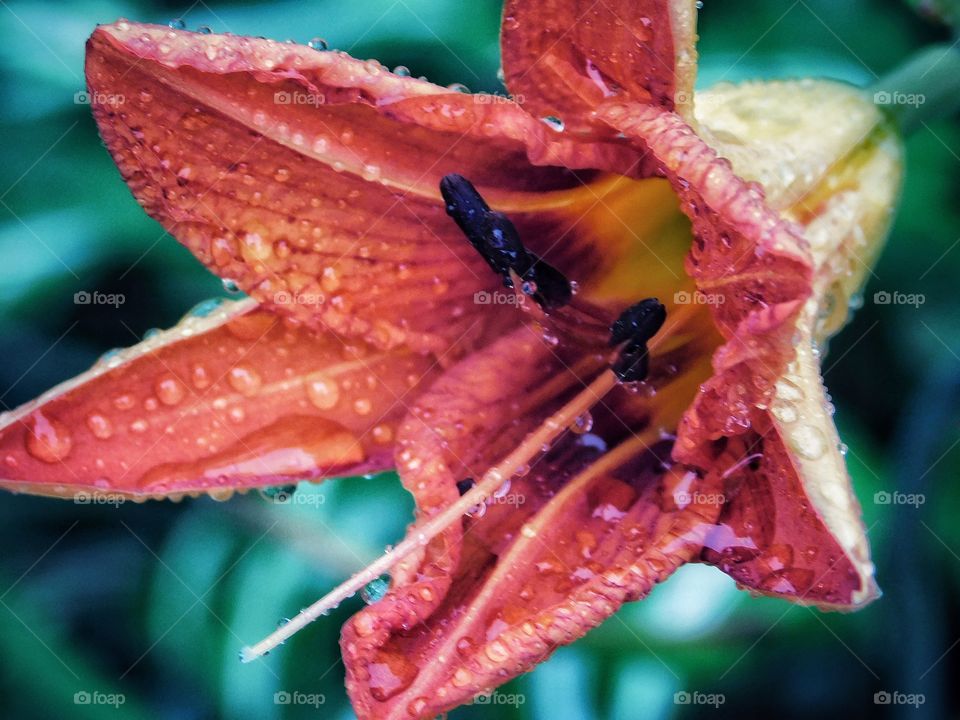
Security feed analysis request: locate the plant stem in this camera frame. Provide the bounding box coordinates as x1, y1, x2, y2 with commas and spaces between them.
870, 43, 960, 135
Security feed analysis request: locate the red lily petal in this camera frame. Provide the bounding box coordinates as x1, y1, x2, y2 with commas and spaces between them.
0, 300, 438, 499
703, 416, 877, 608
597, 103, 814, 464
84, 22, 636, 354
500, 0, 698, 133
341, 326, 723, 719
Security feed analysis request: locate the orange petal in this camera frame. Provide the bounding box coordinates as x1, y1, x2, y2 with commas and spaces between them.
597, 103, 814, 463
84, 22, 635, 354
701, 422, 877, 608
0, 300, 439, 500
341, 326, 723, 719
500, 0, 699, 133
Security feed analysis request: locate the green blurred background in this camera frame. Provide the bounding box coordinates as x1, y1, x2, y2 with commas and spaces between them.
0, 0, 958, 718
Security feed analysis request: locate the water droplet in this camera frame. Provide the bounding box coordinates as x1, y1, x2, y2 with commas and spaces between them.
372, 424, 393, 444
407, 697, 428, 716
86, 413, 113, 440
447, 83, 470, 93
190, 364, 212, 390
155, 374, 186, 406
188, 297, 225, 318
306, 375, 340, 410
222, 278, 242, 294
485, 640, 509, 663
227, 365, 263, 397
259, 483, 297, 501
113, 394, 135, 411
197, 25, 212, 34
361, 575, 391, 605
466, 502, 487, 518
451, 667, 473, 687
25, 413, 73, 463
393, 65, 411, 77
320, 266, 341, 292
308, 37, 329, 51
168, 18, 186, 30
367, 652, 417, 701
570, 412, 593, 435
790, 424, 827, 461
98, 348, 123, 367
353, 398, 373, 416
541, 115, 565, 132
771, 403, 798, 424
240, 231, 273, 263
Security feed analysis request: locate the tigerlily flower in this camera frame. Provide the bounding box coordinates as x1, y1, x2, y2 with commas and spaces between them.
0, 0, 910, 717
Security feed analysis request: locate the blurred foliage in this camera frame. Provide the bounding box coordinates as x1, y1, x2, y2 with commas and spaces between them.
905, 0, 960, 27
0, 0, 958, 718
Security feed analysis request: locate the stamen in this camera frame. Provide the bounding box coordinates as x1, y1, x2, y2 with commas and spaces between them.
721, 452, 764, 479
240, 367, 621, 662
609, 299, 667, 383
440, 174, 571, 309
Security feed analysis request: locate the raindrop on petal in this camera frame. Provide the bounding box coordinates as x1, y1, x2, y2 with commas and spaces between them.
361, 575, 391, 605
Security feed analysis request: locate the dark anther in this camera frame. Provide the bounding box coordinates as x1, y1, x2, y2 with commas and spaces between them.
610, 299, 666, 382
440, 174, 571, 309
456, 478, 475, 496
